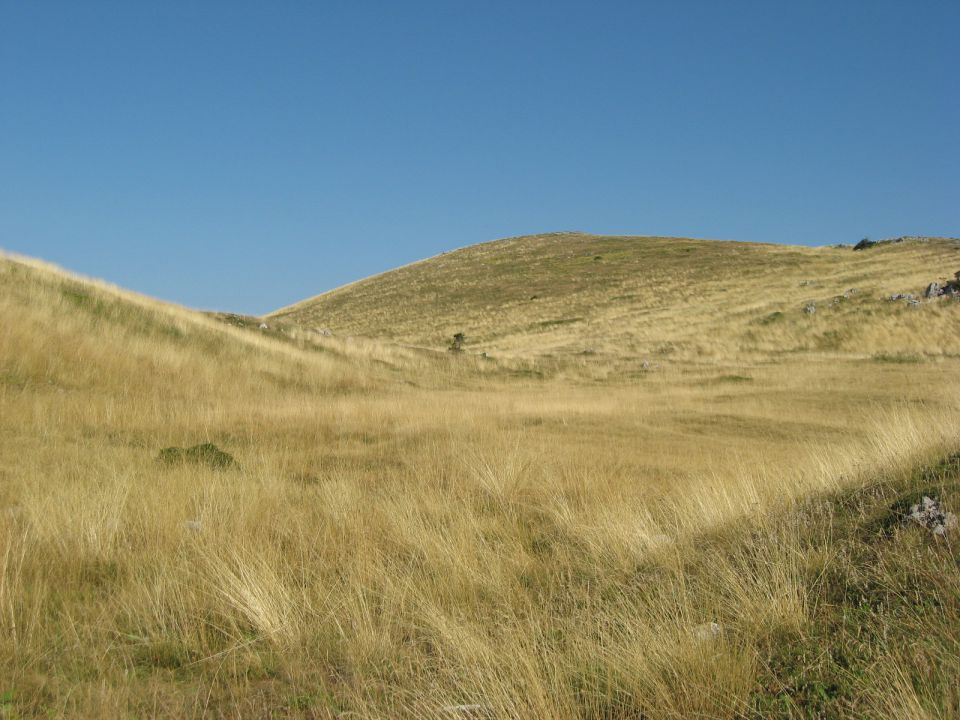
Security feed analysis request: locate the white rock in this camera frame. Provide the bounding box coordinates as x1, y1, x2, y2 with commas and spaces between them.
905, 496, 957, 536
692, 622, 723, 642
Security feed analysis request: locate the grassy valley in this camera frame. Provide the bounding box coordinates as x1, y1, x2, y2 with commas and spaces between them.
2, 236, 960, 718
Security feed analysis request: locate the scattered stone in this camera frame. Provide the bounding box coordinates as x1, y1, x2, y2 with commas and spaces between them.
904, 496, 958, 537
646, 533, 672, 547
313, 327, 333, 336
920, 273, 960, 299
157, 443, 239, 471
888, 293, 916, 302
183, 519, 203, 533
804, 303, 817, 315
908, 298, 921, 308
692, 622, 723, 642
258, 322, 269, 330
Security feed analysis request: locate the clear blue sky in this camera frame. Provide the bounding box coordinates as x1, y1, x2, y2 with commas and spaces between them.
2, 1, 957, 314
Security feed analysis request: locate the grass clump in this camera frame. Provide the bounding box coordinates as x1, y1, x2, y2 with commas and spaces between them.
757, 310, 785, 325
537, 317, 584, 328
873, 353, 922, 364
156, 443, 239, 470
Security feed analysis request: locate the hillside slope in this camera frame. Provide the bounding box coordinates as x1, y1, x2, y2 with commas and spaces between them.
272, 233, 960, 360
0, 254, 384, 402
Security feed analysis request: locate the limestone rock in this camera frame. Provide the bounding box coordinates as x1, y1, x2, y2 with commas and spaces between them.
905, 496, 958, 537
692, 622, 723, 642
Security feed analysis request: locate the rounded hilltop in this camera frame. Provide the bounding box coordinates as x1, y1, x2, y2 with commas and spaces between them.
270, 233, 960, 362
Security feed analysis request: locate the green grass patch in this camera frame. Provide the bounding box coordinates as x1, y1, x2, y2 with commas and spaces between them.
872, 353, 922, 364
756, 311, 785, 325
59, 281, 187, 341
813, 329, 850, 351
60, 283, 108, 316
0, 689, 15, 707
0, 370, 29, 390
749, 452, 960, 718
536, 317, 584, 329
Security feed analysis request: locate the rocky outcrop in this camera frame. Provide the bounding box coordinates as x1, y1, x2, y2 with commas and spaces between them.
905, 496, 958, 537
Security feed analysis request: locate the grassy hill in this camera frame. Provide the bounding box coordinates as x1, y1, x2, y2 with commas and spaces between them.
271, 233, 960, 362
2, 243, 960, 718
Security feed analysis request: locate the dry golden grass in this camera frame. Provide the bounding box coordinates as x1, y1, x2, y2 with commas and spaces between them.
2, 240, 960, 718
272, 233, 960, 363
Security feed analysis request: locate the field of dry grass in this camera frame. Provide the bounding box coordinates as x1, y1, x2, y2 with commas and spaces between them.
2, 238, 960, 718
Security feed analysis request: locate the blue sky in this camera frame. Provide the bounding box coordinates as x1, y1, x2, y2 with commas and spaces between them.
2, 1, 957, 314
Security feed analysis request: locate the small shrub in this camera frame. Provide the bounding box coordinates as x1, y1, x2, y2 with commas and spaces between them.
156, 443, 238, 470
758, 311, 784, 325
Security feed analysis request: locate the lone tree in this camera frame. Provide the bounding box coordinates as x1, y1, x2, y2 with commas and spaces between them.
448, 332, 465, 353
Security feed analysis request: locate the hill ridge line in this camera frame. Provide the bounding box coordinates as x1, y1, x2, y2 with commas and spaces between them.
267, 232, 818, 318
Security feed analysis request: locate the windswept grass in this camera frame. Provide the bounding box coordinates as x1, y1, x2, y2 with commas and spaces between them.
1, 246, 959, 718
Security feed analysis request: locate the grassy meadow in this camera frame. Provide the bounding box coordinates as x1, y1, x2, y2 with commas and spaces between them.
2, 236, 960, 718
